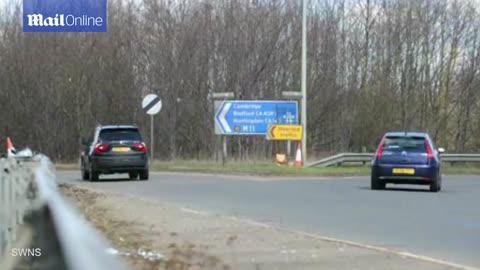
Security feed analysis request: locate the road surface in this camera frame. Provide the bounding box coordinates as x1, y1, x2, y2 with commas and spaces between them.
57, 171, 480, 268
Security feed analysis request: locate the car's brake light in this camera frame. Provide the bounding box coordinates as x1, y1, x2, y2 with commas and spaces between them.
132, 142, 147, 153
425, 140, 434, 159
94, 143, 110, 155
375, 138, 385, 159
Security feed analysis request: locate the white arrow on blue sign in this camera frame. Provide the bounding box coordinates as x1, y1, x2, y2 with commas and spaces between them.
214, 100, 298, 135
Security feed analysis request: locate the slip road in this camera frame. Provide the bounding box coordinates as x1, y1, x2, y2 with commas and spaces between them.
57, 171, 480, 268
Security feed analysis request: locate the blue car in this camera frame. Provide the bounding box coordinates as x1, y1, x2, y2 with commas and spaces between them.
371, 132, 444, 192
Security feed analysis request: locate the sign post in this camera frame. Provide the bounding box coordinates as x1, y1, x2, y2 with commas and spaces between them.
282, 92, 303, 157
301, 0, 308, 162
142, 94, 162, 160
151, 115, 154, 159
210, 93, 234, 163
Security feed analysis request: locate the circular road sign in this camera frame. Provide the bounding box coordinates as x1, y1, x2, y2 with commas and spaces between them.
142, 94, 162, 115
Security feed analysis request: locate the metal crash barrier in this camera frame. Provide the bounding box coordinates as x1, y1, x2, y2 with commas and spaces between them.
0, 156, 128, 270
309, 153, 480, 167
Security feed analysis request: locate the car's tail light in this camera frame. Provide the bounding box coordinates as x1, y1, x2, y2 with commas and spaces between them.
132, 142, 147, 153
94, 143, 110, 155
425, 140, 434, 160
375, 138, 385, 159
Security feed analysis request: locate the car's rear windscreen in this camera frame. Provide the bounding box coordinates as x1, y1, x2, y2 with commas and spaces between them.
99, 128, 142, 142
383, 136, 426, 153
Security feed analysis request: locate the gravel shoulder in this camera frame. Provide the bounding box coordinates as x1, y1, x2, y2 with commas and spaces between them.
60, 184, 459, 270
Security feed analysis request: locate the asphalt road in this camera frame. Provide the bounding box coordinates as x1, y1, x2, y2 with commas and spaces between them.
57, 171, 480, 268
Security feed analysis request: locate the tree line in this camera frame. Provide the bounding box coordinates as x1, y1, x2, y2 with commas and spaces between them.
1, 0, 479, 161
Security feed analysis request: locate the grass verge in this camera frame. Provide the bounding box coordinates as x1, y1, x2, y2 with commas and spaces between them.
150, 160, 371, 176
55, 160, 480, 177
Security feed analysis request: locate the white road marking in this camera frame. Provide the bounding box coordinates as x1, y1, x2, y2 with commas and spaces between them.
180, 207, 209, 216
217, 214, 480, 270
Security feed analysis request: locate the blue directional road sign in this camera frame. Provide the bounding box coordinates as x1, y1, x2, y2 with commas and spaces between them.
214, 100, 298, 135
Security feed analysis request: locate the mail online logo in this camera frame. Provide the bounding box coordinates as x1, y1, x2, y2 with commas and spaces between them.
23, 0, 107, 32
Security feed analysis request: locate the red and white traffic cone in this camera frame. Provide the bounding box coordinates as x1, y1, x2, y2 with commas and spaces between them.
6, 137, 16, 157
294, 142, 303, 167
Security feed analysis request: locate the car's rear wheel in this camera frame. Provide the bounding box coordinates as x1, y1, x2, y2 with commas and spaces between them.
90, 171, 99, 181
430, 171, 441, 192
129, 172, 138, 180
139, 169, 149, 180
438, 173, 442, 191
371, 174, 385, 190
430, 180, 440, 192
89, 164, 99, 181
81, 162, 89, 180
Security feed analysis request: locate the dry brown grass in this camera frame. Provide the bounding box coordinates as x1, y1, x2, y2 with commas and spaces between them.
60, 184, 228, 270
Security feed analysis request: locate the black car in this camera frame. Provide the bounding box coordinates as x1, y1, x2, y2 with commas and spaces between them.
81, 125, 149, 181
